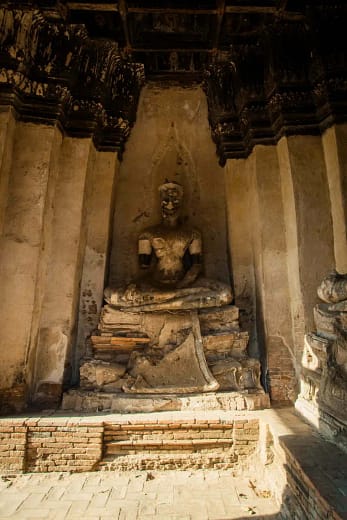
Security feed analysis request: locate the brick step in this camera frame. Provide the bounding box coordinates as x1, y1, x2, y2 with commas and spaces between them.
99, 419, 259, 470
104, 428, 233, 442
98, 451, 238, 471
97, 418, 259, 471
106, 437, 233, 455
105, 421, 234, 432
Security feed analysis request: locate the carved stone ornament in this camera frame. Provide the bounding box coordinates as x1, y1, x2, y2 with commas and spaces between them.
0, 7, 145, 153
202, 4, 347, 164
296, 271, 347, 451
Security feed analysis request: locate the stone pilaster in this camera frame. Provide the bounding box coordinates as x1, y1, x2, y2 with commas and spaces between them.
322, 124, 347, 273
0, 107, 15, 235
225, 147, 298, 402
277, 135, 335, 344
74, 151, 119, 381
0, 122, 63, 412
31, 137, 94, 406
224, 157, 258, 359
253, 145, 296, 402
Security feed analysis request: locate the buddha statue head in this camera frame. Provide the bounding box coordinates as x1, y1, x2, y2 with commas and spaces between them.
158, 181, 184, 226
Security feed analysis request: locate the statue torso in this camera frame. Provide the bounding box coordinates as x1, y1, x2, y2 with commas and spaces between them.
140, 225, 201, 286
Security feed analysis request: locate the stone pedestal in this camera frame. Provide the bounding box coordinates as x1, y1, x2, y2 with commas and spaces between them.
63, 304, 269, 411
296, 274, 347, 451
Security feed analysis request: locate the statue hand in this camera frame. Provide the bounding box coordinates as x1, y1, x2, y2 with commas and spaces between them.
176, 264, 201, 289
123, 284, 138, 302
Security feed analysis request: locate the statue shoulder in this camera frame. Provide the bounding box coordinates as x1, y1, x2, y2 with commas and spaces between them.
191, 228, 202, 241
139, 226, 157, 240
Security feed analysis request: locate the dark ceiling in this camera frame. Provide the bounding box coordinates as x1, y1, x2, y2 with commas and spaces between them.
1, 1, 346, 160
50, 0, 305, 78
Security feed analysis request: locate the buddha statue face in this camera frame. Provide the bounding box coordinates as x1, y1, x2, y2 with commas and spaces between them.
159, 182, 183, 224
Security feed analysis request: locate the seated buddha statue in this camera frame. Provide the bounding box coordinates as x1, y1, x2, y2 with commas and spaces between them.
104, 181, 232, 312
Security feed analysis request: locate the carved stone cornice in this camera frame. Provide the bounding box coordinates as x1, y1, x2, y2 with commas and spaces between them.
203, 4, 347, 164
0, 7, 145, 154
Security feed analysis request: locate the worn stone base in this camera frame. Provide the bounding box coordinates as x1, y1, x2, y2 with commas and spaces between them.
62, 389, 270, 413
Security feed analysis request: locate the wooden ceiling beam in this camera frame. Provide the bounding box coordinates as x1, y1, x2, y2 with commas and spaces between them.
66, 2, 118, 11
65, 2, 303, 19
225, 5, 304, 20
127, 8, 217, 14
225, 5, 277, 13
133, 48, 213, 53
126, 5, 292, 15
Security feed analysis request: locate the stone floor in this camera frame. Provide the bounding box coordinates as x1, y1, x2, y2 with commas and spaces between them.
0, 469, 281, 520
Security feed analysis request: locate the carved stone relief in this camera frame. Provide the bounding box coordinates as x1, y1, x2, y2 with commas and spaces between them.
0, 7, 145, 153
296, 272, 347, 451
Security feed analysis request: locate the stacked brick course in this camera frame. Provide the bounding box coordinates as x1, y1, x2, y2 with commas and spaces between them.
0, 421, 26, 472
100, 418, 259, 470
0, 419, 103, 473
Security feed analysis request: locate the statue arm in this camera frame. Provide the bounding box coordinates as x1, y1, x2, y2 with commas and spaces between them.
138, 236, 152, 269
177, 231, 202, 288
189, 232, 202, 267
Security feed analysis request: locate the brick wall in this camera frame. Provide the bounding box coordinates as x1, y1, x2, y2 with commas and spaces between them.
100, 418, 260, 471
0, 419, 103, 473
0, 421, 26, 472
0, 416, 260, 473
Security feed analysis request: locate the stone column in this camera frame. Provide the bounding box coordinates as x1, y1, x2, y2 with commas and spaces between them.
253, 145, 296, 402
0, 107, 15, 235
0, 122, 62, 412
322, 124, 347, 273
74, 151, 119, 381
224, 156, 258, 358
31, 137, 95, 406
277, 135, 334, 345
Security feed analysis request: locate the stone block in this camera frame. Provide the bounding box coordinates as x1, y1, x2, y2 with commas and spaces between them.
125, 330, 218, 394
302, 333, 329, 373
62, 388, 268, 413
80, 360, 126, 389
313, 304, 339, 340
99, 305, 141, 330
202, 331, 248, 355
91, 334, 150, 350
198, 306, 239, 335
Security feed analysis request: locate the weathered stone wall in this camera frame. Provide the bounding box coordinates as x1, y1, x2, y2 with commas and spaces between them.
225, 128, 344, 403
0, 108, 15, 237
0, 116, 119, 412
30, 137, 95, 404
0, 86, 345, 413
0, 5, 142, 412
109, 83, 230, 287
322, 124, 347, 274
75, 152, 120, 383
0, 121, 63, 411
